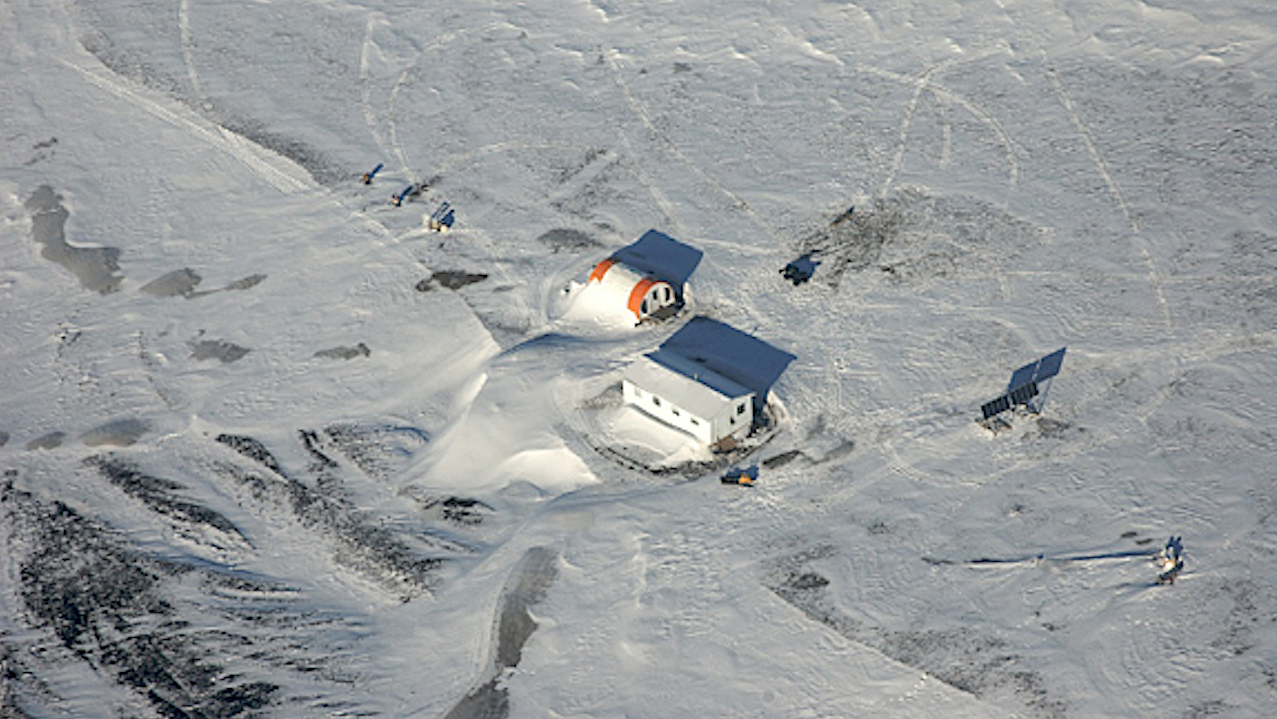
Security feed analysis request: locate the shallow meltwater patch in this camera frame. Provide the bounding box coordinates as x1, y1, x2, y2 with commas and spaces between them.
224, 273, 266, 291
24, 185, 124, 294
416, 270, 489, 291
189, 334, 251, 363
495, 546, 559, 670
536, 227, 600, 253
139, 268, 202, 297
25, 432, 66, 451
80, 418, 150, 447
313, 343, 370, 360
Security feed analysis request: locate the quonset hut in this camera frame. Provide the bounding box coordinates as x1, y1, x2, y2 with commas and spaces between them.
589, 258, 677, 322
587, 230, 704, 323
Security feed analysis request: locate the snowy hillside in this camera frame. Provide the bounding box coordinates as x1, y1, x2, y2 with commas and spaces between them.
3, 0, 1276, 717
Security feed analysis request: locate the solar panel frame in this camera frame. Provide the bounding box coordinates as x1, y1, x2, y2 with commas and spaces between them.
1008, 381, 1039, 406
1034, 347, 1067, 383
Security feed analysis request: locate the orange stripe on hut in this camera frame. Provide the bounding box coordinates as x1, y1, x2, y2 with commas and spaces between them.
627, 278, 656, 318
589, 258, 616, 283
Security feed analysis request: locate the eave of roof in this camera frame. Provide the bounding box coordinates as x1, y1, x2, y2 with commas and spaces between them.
622, 351, 752, 420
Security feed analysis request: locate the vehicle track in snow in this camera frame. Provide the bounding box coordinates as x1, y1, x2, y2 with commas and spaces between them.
60, 56, 312, 196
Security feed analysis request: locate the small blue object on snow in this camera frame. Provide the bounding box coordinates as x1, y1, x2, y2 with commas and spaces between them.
1157, 536, 1184, 584
832, 205, 855, 225
361, 163, 384, 185
721, 466, 757, 486
391, 184, 415, 206
427, 201, 455, 231
781, 253, 819, 285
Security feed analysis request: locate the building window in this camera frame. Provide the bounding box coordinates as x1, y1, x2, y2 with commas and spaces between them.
653, 396, 661, 406
737, 403, 746, 415
672, 408, 680, 416
691, 418, 699, 425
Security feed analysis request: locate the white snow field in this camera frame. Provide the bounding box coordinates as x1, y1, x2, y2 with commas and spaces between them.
3, 0, 1276, 717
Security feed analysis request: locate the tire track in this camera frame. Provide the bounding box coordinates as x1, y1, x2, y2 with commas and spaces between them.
855, 60, 1020, 190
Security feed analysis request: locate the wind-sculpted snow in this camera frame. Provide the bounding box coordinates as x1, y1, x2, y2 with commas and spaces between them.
72, 2, 354, 186
214, 434, 284, 476
214, 432, 465, 598
0, 474, 348, 719
87, 455, 245, 544
5, 0, 1277, 715
319, 424, 428, 481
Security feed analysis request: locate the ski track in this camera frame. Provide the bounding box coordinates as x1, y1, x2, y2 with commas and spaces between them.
177, 0, 202, 101
1046, 64, 1173, 331
881, 60, 958, 197
385, 21, 512, 179
358, 12, 389, 159
601, 48, 780, 245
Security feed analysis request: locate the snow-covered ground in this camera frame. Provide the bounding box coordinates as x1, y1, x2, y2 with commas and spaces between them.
3, 0, 1276, 716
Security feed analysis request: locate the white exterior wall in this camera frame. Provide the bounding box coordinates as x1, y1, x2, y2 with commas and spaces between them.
622, 379, 753, 445
623, 379, 712, 444
709, 395, 753, 444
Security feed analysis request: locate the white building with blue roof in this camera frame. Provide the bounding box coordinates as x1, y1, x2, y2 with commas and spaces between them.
621, 349, 755, 447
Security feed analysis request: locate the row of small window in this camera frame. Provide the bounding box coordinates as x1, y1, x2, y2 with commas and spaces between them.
636, 388, 747, 425
641, 391, 700, 425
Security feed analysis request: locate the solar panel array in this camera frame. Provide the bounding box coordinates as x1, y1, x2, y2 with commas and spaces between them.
980, 394, 1012, 421
1007, 347, 1066, 393
980, 347, 1066, 421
